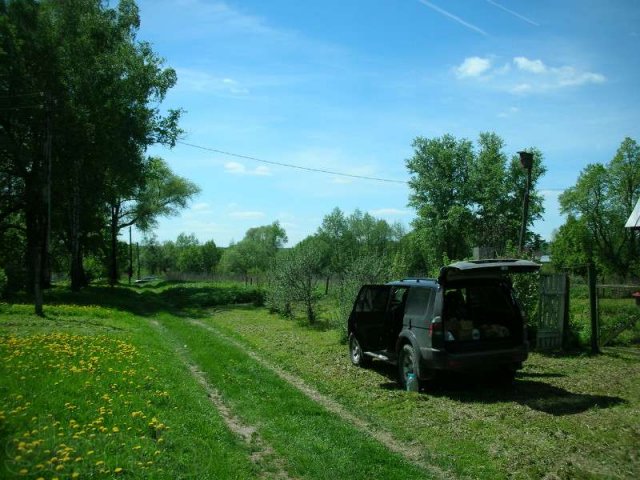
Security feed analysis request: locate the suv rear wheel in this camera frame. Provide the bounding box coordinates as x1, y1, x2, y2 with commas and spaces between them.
349, 334, 371, 367
398, 343, 420, 390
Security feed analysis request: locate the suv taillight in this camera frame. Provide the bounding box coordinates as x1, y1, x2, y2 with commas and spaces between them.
428, 317, 442, 337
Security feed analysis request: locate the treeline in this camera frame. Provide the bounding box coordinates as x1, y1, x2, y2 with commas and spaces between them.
0, 0, 197, 312
551, 137, 640, 280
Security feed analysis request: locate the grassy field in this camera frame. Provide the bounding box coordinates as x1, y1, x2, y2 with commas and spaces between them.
1, 281, 639, 479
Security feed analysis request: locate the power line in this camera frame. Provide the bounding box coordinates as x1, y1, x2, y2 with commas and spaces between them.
177, 140, 409, 185
177, 140, 570, 192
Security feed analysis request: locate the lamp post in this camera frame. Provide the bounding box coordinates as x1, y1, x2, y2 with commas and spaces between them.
518, 151, 534, 253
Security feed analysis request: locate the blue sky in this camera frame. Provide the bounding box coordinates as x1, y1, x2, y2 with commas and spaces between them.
135, 0, 640, 247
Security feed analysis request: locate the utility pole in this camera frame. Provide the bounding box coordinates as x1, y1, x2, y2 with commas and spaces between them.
518, 151, 534, 253
136, 242, 140, 280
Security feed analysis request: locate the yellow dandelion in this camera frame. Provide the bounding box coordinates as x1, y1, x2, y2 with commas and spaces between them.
95, 460, 105, 466
114, 467, 123, 474
112, 426, 119, 433
19, 468, 28, 476
72, 473, 80, 479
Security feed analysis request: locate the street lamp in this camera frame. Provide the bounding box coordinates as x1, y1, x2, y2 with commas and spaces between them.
518, 151, 534, 253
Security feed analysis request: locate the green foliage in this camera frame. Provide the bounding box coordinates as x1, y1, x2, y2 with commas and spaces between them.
557, 137, 640, 280
158, 282, 264, 309
0, 0, 188, 295
268, 237, 327, 324
219, 222, 287, 281
332, 255, 391, 343
316, 207, 403, 288
407, 133, 546, 266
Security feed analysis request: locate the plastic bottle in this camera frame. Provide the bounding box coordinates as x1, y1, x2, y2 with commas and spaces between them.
406, 373, 419, 392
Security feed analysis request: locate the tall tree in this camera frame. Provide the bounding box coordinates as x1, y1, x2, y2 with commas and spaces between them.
407, 133, 546, 267
407, 134, 474, 266
107, 157, 199, 285
1, 0, 185, 304
557, 137, 640, 279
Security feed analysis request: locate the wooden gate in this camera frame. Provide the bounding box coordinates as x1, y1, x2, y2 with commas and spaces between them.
537, 273, 568, 350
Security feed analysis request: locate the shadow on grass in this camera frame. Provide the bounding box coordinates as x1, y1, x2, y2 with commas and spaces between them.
372, 363, 625, 416
10, 283, 266, 319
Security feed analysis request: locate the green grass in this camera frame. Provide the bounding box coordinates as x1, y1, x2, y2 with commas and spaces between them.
2, 281, 639, 479
156, 312, 427, 479
208, 307, 640, 480
0, 298, 258, 479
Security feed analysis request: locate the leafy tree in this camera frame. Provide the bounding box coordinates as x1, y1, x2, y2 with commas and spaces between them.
470, 132, 510, 251
557, 137, 640, 279
1, 0, 185, 315
268, 236, 326, 324
407, 134, 474, 267
220, 222, 287, 283
201, 240, 220, 274
107, 157, 199, 284
175, 233, 203, 273
316, 207, 403, 290
140, 235, 164, 274
407, 133, 546, 267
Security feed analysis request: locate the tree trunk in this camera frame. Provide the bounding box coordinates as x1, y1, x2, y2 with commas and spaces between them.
25, 206, 45, 315
70, 159, 85, 291
108, 204, 119, 286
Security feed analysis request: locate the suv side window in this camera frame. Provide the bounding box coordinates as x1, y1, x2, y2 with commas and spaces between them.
404, 287, 435, 324
355, 286, 389, 313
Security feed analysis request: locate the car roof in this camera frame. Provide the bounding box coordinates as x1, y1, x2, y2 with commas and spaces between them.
386, 278, 438, 288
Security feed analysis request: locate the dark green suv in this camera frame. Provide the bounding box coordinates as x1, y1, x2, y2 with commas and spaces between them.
347, 259, 540, 389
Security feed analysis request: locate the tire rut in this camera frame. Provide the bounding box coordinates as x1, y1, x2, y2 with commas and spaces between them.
148, 319, 296, 480
188, 318, 453, 480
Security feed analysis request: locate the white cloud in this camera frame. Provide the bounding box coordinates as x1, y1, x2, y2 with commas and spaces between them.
554, 67, 606, 87
224, 161, 271, 176
456, 56, 492, 78
514, 56, 547, 74
456, 55, 606, 94
228, 211, 265, 219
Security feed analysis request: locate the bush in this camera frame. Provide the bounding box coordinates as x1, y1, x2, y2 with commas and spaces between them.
159, 283, 264, 309
330, 256, 391, 344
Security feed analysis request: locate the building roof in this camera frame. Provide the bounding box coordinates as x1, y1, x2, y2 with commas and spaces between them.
626, 198, 640, 229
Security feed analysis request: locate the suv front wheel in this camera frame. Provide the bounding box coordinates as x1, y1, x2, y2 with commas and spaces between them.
349, 334, 371, 367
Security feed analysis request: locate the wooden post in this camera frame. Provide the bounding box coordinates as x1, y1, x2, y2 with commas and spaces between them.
588, 262, 600, 354
562, 274, 571, 350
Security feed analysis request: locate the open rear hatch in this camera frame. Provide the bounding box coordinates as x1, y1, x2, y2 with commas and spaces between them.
438, 259, 540, 353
